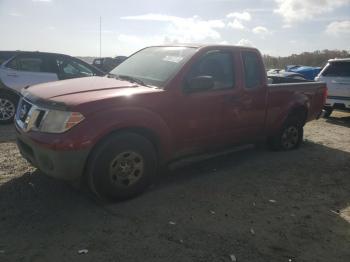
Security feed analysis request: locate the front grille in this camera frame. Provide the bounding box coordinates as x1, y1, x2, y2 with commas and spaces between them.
16, 98, 47, 132
18, 100, 32, 122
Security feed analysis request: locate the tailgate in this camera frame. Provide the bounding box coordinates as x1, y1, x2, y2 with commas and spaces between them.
326, 77, 350, 98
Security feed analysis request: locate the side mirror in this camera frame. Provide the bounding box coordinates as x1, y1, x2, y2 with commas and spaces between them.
187, 76, 214, 92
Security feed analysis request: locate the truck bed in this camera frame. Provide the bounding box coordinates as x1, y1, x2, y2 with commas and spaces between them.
266, 81, 326, 134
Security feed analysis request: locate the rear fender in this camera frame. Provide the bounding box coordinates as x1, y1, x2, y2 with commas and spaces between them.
269, 93, 309, 135
0, 79, 20, 98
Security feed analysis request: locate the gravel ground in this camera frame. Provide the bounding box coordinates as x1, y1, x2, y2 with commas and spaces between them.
0, 112, 349, 262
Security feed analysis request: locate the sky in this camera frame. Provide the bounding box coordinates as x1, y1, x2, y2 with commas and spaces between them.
0, 0, 350, 57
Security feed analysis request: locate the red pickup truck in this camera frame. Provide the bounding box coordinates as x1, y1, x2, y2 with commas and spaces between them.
15, 45, 327, 200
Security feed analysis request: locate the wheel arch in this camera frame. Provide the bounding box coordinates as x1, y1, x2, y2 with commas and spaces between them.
287, 105, 308, 126
110, 127, 161, 156
82, 126, 163, 188
89, 126, 162, 156
0, 82, 20, 123
0, 81, 20, 99
268, 104, 307, 151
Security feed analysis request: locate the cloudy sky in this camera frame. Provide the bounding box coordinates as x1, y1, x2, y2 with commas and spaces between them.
1, 0, 349, 57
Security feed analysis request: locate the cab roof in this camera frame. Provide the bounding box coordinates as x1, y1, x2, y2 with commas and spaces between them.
147, 44, 259, 51
328, 58, 350, 62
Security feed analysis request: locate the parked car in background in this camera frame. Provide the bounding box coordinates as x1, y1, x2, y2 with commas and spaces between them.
267, 69, 308, 84
0, 51, 104, 124
315, 58, 350, 117
286, 65, 321, 81
15, 45, 326, 201
0, 51, 18, 65
92, 56, 127, 73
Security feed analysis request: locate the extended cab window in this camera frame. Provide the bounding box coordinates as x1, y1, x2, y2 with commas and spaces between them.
6, 55, 45, 73
242, 51, 262, 88
186, 51, 235, 91
322, 62, 350, 77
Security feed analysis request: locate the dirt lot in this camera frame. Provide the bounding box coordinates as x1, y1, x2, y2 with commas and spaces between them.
0, 112, 349, 262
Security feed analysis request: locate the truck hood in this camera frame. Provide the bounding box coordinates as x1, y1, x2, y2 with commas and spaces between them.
24, 76, 163, 108
25, 76, 140, 99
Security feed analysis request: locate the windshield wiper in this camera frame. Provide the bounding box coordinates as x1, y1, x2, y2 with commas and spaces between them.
115, 74, 150, 87
107, 73, 117, 78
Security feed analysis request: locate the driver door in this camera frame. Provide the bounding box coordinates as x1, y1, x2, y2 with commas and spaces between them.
174, 50, 239, 154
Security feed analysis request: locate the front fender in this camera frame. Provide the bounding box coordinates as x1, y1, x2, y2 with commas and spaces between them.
74, 106, 174, 161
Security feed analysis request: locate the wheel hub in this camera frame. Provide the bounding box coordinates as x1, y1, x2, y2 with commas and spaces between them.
109, 151, 144, 187
0, 98, 15, 121
282, 126, 299, 149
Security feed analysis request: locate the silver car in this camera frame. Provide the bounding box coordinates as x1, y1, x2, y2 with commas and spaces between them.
0, 51, 104, 124
315, 58, 350, 117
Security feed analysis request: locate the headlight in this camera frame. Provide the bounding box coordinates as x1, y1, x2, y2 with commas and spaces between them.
39, 110, 85, 133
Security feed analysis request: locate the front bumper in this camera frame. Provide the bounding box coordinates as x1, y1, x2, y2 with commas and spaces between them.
16, 127, 90, 180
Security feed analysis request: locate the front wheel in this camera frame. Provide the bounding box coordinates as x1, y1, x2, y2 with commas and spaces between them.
0, 93, 18, 124
87, 132, 157, 201
268, 117, 303, 151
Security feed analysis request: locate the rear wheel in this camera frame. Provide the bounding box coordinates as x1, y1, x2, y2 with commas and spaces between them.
87, 132, 157, 201
268, 116, 304, 151
0, 93, 18, 124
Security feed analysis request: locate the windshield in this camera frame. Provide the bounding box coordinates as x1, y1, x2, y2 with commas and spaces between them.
110, 46, 197, 87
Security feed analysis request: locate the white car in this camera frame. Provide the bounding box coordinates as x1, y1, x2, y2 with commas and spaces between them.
0, 51, 104, 124
315, 58, 350, 117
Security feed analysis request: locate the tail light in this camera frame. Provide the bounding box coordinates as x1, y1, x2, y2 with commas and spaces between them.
322, 85, 328, 105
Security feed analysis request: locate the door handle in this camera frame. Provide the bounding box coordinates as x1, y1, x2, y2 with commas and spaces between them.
7, 73, 18, 77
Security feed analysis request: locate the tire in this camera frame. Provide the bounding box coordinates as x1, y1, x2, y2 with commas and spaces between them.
0, 93, 18, 124
268, 116, 304, 151
87, 132, 157, 201
323, 108, 333, 118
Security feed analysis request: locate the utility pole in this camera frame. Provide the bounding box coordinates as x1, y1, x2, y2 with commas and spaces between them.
99, 16, 102, 58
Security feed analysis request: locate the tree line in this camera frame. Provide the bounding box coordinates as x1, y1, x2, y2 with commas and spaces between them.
263, 49, 350, 70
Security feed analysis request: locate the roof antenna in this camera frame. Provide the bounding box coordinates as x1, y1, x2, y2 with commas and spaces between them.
99, 16, 102, 58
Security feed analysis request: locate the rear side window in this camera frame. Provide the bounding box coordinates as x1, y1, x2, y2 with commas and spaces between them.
6, 55, 46, 73
18, 57, 43, 72
322, 62, 350, 77
242, 51, 262, 88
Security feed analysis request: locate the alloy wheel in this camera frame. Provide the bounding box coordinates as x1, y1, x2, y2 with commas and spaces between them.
0, 98, 16, 121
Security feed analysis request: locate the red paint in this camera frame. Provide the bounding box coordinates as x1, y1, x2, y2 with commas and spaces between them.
16, 45, 326, 163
